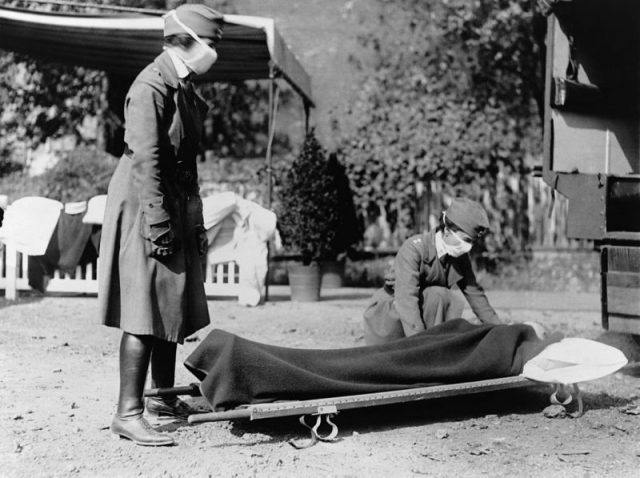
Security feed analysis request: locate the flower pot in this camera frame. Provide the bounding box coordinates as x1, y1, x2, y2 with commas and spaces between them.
287, 262, 321, 302
321, 259, 345, 289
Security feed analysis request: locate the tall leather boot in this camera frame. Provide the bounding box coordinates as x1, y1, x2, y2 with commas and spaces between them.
110, 332, 174, 446
146, 338, 196, 420
150, 338, 177, 389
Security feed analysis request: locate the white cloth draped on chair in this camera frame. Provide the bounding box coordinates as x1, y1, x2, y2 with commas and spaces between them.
202, 193, 276, 306
0, 196, 63, 255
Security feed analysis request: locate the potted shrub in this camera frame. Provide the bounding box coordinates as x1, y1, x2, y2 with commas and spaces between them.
276, 130, 347, 301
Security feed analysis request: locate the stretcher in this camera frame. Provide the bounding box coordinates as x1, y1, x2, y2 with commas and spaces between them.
144, 377, 583, 447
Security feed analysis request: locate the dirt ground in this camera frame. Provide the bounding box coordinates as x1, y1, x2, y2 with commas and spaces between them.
2, 286, 640, 478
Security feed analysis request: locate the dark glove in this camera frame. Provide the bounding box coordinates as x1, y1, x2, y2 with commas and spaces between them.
149, 222, 175, 259
196, 224, 208, 256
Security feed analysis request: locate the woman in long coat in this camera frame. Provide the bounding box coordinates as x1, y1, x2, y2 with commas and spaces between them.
98, 4, 223, 446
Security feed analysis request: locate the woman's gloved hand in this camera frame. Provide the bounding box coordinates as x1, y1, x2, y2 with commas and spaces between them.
195, 224, 208, 256
149, 222, 175, 259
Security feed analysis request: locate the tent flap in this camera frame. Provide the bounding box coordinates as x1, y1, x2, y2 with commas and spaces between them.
0, 6, 313, 106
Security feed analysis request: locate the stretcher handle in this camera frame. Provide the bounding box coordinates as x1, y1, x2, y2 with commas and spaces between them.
143, 383, 201, 398
188, 409, 251, 423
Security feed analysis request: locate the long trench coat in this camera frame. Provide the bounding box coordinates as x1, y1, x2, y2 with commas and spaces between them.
363, 230, 501, 343
98, 51, 210, 343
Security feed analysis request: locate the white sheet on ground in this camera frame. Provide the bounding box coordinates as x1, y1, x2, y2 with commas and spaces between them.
202, 193, 276, 306
521, 338, 628, 384
0, 196, 63, 255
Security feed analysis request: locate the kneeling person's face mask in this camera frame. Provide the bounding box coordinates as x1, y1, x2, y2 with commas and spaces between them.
439, 213, 473, 257
166, 10, 219, 75
443, 229, 473, 257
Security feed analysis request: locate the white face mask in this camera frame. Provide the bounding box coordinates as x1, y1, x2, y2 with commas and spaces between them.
183, 42, 218, 75
438, 212, 473, 257
443, 228, 473, 257
165, 10, 219, 75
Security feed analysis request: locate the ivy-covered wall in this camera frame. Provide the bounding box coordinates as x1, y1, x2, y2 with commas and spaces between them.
335, 0, 552, 255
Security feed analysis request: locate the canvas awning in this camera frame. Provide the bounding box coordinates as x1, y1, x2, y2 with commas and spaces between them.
0, 5, 314, 106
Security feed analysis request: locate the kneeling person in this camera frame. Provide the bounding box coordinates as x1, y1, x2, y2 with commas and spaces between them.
363, 197, 502, 345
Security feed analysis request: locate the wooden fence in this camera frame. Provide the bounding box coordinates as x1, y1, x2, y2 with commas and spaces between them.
199, 157, 586, 252
0, 242, 242, 299
364, 176, 591, 252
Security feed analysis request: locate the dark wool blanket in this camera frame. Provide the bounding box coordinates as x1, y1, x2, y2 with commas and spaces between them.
184, 319, 559, 411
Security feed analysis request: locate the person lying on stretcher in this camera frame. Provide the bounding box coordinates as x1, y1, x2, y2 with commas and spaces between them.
363, 197, 539, 344
185, 317, 627, 413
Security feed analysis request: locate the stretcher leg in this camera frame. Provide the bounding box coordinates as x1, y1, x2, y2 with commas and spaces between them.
550, 383, 583, 418
289, 413, 340, 449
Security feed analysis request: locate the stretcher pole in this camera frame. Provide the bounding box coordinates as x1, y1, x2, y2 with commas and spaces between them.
189, 408, 251, 423
143, 383, 201, 398
186, 376, 538, 424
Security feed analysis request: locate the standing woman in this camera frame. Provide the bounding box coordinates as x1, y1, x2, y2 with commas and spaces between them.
98, 4, 224, 446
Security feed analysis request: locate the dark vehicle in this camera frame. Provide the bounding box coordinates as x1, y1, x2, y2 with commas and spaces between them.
542, 0, 640, 334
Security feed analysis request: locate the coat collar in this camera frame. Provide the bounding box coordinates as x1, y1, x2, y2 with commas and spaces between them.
165, 48, 191, 80
423, 230, 463, 287
423, 230, 439, 266
153, 50, 180, 89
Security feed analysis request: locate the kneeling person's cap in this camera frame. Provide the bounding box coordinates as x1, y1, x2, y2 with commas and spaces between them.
446, 197, 490, 241
164, 4, 224, 38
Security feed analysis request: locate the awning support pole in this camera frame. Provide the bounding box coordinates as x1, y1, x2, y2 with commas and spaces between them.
266, 69, 280, 210
265, 65, 281, 302
304, 101, 311, 133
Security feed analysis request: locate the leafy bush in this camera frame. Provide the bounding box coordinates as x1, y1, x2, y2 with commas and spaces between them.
0, 147, 117, 203
276, 130, 360, 265
0, 51, 105, 164
0, 170, 43, 201
198, 80, 294, 158
0, 156, 24, 177
38, 147, 117, 202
